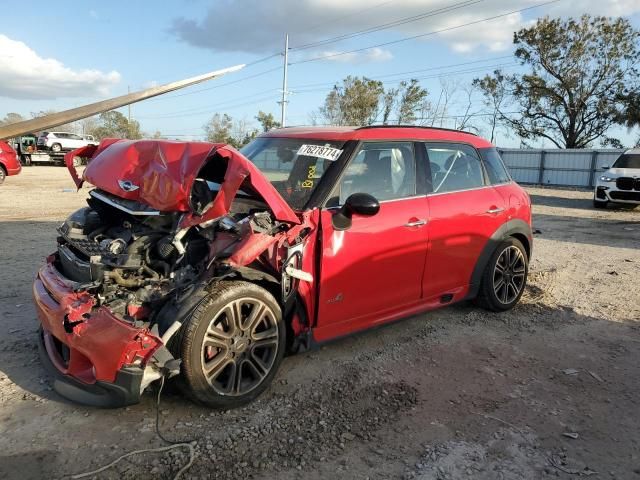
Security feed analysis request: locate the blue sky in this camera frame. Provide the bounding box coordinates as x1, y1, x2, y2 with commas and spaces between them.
1, 0, 639, 146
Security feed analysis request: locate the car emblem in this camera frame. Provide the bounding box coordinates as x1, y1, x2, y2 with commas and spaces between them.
118, 180, 139, 192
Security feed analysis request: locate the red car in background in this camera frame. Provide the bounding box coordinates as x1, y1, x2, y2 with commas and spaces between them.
33, 126, 532, 408
0, 140, 22, 183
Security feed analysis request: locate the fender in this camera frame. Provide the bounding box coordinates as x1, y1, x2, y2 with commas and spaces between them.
466, 219, 533, 300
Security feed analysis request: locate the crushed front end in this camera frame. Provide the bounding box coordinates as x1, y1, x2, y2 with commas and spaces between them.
34, 139, 311, 407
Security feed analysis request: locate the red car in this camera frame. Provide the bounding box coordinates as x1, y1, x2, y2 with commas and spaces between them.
0, 140, 22, 183
34, 126, 532, 408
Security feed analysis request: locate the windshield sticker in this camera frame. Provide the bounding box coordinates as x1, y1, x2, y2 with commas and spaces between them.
302, 165, 316, 188
297, 144, 343, 161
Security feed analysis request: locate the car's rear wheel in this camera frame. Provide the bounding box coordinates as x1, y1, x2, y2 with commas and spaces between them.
0, 167, 5, 184
476, 238, 528, 312
51, 143, 62, 153
176, 281, 285, 408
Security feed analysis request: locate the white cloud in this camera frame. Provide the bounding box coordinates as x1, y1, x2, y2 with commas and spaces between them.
0, 35, 120, 100
171, 0, 640, 59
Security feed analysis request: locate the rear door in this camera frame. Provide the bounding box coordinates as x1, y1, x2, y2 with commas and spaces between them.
422, 142, 507, 301
315, 141, 430, 340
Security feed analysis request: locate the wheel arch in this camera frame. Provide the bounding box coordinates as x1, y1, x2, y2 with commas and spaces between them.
466, 219, 532, 300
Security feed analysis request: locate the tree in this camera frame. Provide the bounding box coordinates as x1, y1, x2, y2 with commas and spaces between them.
204, 113, 234, 143
203, 113, 258, 148
90, 111, 142, 140
319, 76, 384, 126
616, 92, 640, 146
317, 76, 429, 126
255, 111, 280, 132
0, 112, 25, 126
475, 15, 640, 148
395, 79, 429, 125
473, 70, 509, 143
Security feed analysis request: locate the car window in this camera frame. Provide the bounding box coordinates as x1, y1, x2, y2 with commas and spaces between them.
613, 153, 640, 169
240, 137, 346, 210
425, 143, 485, 194
480, 147, 511, 184
339, 142, 416, 203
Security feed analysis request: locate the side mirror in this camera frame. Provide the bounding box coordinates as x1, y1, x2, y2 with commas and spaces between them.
601, 165, 609, 170
332, 193, 380, 231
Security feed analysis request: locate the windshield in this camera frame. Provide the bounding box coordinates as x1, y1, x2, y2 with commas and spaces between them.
613, 154, 640, 169
240, 137, 347, 210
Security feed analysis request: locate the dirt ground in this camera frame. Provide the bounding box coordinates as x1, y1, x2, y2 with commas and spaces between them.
0, 166, 639, 480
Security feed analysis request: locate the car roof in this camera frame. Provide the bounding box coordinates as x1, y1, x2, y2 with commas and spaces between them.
260, 125, 493, 148
624, 148, 640, 154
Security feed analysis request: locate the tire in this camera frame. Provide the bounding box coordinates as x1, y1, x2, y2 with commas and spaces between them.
475, 237, 528, 312
51, 143, 62, 153
175, 281, 285, 408
72, 156, 82, 167
0, 166, 5, 184
593, 199, 608, 209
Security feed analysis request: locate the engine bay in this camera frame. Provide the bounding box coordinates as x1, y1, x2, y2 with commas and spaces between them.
54, 187, 283, 325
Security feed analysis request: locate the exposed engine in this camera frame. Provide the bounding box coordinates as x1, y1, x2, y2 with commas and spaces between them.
55, 188, 281, 324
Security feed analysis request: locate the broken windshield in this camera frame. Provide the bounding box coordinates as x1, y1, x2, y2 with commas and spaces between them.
240, 137, 347, 210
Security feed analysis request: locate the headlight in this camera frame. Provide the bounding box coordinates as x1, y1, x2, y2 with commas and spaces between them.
600, 175, 615, 182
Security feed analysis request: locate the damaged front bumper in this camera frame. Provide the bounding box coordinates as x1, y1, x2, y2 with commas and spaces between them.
33, 256, 175, 407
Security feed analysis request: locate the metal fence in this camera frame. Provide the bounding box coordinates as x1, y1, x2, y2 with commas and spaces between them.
497, 148, 625, 188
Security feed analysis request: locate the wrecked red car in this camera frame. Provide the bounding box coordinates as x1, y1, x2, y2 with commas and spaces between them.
34, 126, 532, 408
0, 140, 21, 183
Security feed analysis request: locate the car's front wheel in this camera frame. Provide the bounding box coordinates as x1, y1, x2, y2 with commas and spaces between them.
593, 198, 608, 209
476, 238, 528, 312
176, 281, 285, 408
0, 167, 5, 184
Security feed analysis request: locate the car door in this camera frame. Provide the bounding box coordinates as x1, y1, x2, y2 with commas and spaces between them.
314, 141, 430, 341
422, 142, 507, 301
68, 133, 83, 148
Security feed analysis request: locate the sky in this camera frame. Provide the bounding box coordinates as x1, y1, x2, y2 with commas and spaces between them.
1, 0, 639, 147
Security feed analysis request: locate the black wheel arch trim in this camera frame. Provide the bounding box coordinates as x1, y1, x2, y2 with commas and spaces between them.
466, 219, 532, 300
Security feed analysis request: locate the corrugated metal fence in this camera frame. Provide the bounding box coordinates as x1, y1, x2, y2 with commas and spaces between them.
497, 148, 625, 188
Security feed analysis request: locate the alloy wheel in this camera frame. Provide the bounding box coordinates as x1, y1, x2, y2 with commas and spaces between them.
493, 245, 526, 304
200, 298, 279, 396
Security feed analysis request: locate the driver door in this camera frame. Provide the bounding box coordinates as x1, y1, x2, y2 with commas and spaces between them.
314, 141, 430, 341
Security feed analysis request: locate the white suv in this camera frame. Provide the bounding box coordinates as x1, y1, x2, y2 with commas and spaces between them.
37, 132, 94, 153
594, 148, 640, 208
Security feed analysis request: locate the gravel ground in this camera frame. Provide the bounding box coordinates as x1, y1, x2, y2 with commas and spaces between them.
0, 167, 639, 480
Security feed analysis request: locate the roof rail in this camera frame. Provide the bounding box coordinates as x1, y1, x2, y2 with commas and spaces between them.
355, 124, 478, 136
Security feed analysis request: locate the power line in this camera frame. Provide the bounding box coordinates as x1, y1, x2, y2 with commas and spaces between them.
291, 62, 518, 93
290, 0, 562, 65
291, 0, 485, 51
137, 89, 279, 119
140, 94, 280, 120
289, 55, 513, 90
143, 66, 282, 103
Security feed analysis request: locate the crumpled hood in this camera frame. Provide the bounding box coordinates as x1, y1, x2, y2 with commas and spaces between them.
66, 139, 300, 225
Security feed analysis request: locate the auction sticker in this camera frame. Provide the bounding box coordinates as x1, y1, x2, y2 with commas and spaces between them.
297, 144, 343, 161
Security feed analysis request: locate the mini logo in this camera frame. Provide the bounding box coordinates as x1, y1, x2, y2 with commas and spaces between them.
118, 180, 139, 192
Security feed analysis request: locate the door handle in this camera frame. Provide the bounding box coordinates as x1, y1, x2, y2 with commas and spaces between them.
486, 207, 505, 214
404, 219, 427, 227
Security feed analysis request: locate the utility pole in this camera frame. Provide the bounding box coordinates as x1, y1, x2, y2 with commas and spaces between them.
127, 85, 131, 124
279, 34, 289, 127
